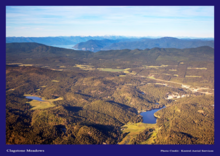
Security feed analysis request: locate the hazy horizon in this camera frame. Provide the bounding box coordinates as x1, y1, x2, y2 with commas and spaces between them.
5, 35, 215, 39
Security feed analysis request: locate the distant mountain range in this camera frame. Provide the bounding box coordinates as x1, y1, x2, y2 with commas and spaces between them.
6, 36, 214, 52
73, 37, 214, 52
6, 36, 138, 46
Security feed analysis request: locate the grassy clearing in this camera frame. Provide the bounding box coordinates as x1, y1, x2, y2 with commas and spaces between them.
119, 75, 126, 77
144, 66, 159, 69
169, 69, 177, 71
27, 100, 56, 110
74, 64, 95, 70
198, 110, 204, 113
51, 80, 59, 82
185, 75, 202, 78
173, 74, 178, 77
140, 129, 159, 144
97, 68, 125, 72
130, 71, 136, 75
144, 65, 168, 69
18, 64, 33, 66
187, 67, 207, 70
118, 122, 156, 145
123, 70, 130, 74
51, 69, 63, 71
147, 76, 155, 79
24, 94, 63, 110
170, 77, 184, 83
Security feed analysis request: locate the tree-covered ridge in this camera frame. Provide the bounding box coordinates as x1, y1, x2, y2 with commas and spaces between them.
154, 95, 214, 144
73, 37, 214, 52
6, 43, 214, 70
6, 42, 93, 59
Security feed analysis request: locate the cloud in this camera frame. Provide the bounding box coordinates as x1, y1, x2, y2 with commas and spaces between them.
6, 6, 214, 37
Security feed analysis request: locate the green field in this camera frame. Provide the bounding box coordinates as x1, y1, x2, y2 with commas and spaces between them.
74, 64, 95, 70
51, 80, 60, 82
185, 75, 202, 78
169, 69, 177, 71
18, 64, 33, 66
123, 70, 130, 74
24, 94, 63, 110
187, 67, 207, 70
119, 75, 126, 77
97, 68, 125, 72
118, 122, 157, 144
147, 76, 156, 79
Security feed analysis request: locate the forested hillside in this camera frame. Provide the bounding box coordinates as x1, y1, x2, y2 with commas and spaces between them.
6, 43, 214, 144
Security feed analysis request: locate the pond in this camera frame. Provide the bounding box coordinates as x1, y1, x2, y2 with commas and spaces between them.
25, 96, 44, 101
140, 92, 145, 95
140, 106, 166, 124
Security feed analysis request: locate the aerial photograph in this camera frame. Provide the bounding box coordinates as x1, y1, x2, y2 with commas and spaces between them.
6, 6, 214, 146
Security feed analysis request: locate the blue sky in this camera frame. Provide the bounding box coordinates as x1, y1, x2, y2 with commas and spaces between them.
6, 6, 214, 38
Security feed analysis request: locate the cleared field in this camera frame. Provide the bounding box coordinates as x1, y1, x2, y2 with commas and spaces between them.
140, 128, 160, 144
144, 64, 168, 69
97, 68, 125, 72
51, 69, 63, 71
187, 67, 207, 70
130, 71, 136, 75
24, 94, 63, 110
118, 122, 156, 145
119, 75, 126, 77
198, 110, 204, 113
51, 80, 59, 82
74, 64, 95, 70
185, 75, 202, 78
27, 100, 56, 110
18, 64, 33, 66
123, 70, 130, 74
124, 68, 131, 71
147, 76, 155, 79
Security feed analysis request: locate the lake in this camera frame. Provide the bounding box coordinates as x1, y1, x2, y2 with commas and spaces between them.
25, 96, 44, 101
140, 106, 166, 124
